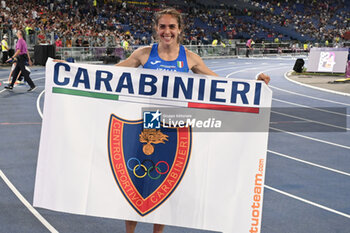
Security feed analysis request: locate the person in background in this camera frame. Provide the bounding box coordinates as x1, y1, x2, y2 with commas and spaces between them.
4, 30, 36, 92
55, 37, 63, 48
246, 37, 254, 57
6, 57, 30, 85
1, 34, 9, 64
66, 37, 72, 47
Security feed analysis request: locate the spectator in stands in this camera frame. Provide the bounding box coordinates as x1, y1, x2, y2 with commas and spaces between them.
38, 33, 46, 44
0, 0, 348, 49
1, 0, 6, 9
82, 38, 89, 47
75, 37, 82, 47
55, 37, 63, 48
66, 37, 72, 47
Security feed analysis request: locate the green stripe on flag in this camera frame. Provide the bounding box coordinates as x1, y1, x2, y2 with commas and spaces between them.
52, 87, 119, 101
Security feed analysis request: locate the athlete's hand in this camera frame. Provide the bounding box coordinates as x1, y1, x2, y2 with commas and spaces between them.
257, 73, 270, 85
53, 59, 66, 63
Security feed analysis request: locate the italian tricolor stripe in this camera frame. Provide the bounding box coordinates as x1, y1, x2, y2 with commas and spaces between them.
53, 87, 259, 113
188, 102, 260, 113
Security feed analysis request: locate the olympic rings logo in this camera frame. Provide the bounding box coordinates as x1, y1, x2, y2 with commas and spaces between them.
127, 158, 170, 180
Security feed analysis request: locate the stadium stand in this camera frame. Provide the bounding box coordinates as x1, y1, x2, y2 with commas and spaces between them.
248, 0, 350, 43
0, 0, 348, 62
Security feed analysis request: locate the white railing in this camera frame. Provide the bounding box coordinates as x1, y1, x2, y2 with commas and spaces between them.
56, 47, 126, 62
55, 44, 308, 62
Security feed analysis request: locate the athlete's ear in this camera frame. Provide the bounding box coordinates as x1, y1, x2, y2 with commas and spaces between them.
177, 27, 181, 37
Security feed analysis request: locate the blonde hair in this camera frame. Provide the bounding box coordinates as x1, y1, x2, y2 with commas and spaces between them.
154, 8, 183, 43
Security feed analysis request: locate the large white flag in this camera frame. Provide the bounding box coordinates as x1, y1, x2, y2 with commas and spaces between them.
34, 58, 272, 233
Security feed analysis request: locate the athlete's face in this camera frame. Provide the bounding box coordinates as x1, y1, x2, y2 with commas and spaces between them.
156, 14, 181, 45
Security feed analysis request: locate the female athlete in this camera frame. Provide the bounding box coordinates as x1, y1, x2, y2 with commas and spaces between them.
116, 8, 270, 233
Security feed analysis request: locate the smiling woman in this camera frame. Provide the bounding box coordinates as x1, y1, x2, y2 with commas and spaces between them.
115, 8, 219, 77
115, 8, 270, 83
116, 8, 221, 233
114, 8, 269, 233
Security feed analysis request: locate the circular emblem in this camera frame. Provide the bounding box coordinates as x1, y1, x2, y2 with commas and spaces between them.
143, 143, 154, 155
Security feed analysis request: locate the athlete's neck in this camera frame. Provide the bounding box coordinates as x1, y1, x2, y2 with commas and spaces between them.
158, 43, 180, 61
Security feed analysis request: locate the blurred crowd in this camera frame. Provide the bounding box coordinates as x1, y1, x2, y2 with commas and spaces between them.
250, 0, 350, 43
0, 0, 349, 48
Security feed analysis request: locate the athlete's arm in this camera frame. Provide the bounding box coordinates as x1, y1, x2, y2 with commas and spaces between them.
186, 50, 218, 76
115, 46, 151, 67
187, 49, 270, 84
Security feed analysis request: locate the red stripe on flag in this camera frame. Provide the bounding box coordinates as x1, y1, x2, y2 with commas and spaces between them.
188, 102, 260, 113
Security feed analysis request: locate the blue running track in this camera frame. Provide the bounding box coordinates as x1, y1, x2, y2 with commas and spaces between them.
1, 56, 349, 233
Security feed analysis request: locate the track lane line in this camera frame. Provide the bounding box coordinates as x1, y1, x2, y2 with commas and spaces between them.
0, 170, 59, 233
284, 71, 350, 97
251, 66, 350, 116
268, 150, 350, 177
211, 64, 256, 72
269, 127, 350, 149
0, 72, 46, 82
270, 110, 350, 131
270, 84, 350, 106
254, 71, 350, 106
37, 90, 45, 119
273, 98, 350, 117
265, 185, 350, 219
225, 65, 290, 79
32, 77, 46, 82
